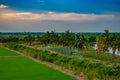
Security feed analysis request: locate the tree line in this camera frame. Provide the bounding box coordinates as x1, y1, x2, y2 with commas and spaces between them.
0, 30, 120, 55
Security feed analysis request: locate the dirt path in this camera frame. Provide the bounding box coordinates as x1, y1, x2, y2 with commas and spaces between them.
2, 47, 84, 80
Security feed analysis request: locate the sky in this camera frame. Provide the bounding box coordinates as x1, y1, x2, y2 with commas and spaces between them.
0, 0, 120, 32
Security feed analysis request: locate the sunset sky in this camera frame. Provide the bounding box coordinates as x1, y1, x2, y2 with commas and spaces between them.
0, 0, 120, 32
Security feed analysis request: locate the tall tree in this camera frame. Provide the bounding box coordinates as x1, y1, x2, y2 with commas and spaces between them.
24, 34, 33, 46
110, 33, 120, 56
96, 30, 110, 54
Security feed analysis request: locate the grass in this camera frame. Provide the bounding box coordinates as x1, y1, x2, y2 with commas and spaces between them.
79, 48, 120, 63
0, 47, 19, 56
0, 47, 75, 80
38, 44, 120, 64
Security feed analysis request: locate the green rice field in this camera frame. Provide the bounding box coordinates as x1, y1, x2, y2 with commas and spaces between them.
0, 47, 75, 80
0, 47, 19, 56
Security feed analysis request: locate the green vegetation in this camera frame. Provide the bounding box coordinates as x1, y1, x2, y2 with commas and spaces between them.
6, 43, 120, 80
0, 57, 75, 80
44, 47, 81, 57
80, 48, 120, 63
1, 30, 120, 80
0, 47, 75, 80
0, 47, 19, 56
97, 30, 120, 55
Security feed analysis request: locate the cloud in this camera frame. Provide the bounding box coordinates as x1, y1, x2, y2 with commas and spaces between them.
0, 10, 119, 32
0, 10, 115, 21
0, 4, 8, 9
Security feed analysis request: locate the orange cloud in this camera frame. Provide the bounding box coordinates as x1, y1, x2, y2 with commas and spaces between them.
0, 4, 8, 9
0, 10, 115, 21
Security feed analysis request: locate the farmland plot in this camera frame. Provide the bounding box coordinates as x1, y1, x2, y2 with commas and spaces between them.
0, 47, 75, 80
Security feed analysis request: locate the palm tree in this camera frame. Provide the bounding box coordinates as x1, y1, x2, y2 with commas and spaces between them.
110, 33, 120, 56
96, 30, 110, 54
25, 34, 33, 46
110, 34, 118, 56
88, 36, 96, 46
74, 33, 87, 50
96, 37, 105, 54
117, 34, 120, 55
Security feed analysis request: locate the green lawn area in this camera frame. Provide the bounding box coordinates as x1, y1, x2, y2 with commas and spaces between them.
0, 47, 19, 56
0, 48, 75, 80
